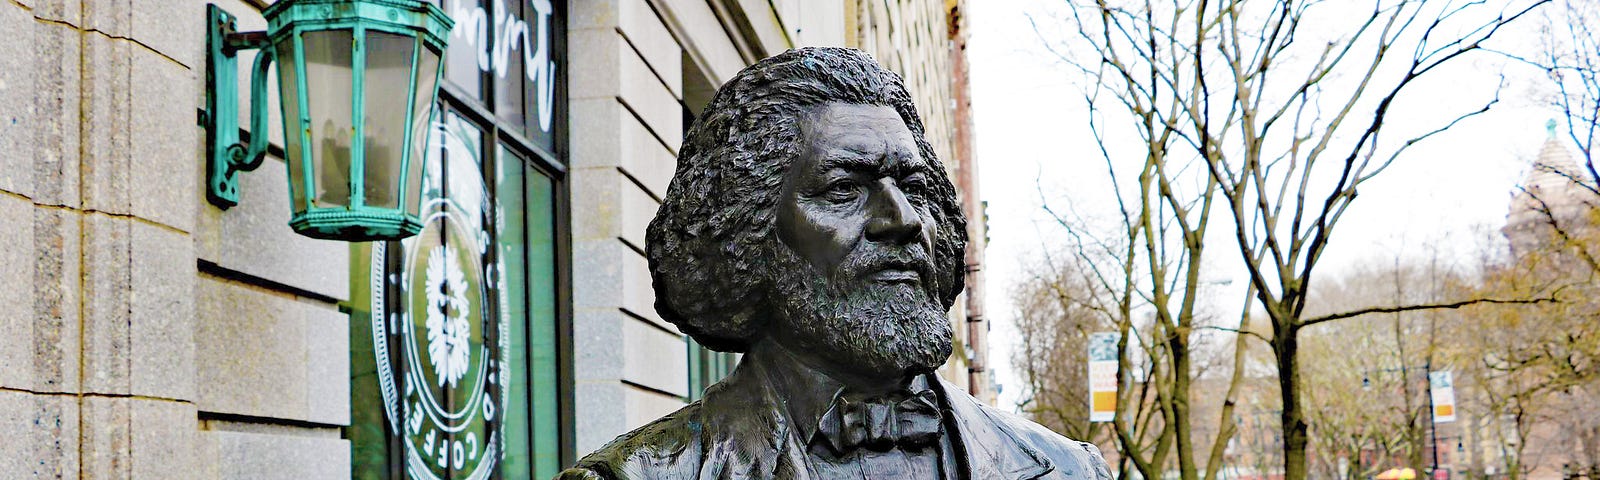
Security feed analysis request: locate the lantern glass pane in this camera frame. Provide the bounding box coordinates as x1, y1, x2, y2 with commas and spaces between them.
276, 35, 308, 214
407, 45, 442, 218
360, 30, 416, 210
303, 28, 356, 208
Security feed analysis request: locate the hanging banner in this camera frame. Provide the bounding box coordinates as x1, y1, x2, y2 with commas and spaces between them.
1430, 371, 1457, 423
1088, 332, 1119, 423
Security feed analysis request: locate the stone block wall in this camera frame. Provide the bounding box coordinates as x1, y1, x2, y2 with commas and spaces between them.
568, 0, 693, 455
0, 0, 351, 478
2, 0, 201, 477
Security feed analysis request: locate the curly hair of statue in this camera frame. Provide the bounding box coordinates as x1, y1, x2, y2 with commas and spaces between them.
644, 47, 969, 352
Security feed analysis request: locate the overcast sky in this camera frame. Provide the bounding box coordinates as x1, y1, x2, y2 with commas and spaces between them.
967, 0, 1563, 412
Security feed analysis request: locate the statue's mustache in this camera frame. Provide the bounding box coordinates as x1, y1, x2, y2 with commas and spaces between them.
835, 244, 935, 287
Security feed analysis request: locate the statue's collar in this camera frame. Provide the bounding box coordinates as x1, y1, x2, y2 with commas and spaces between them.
750, 344, 936, 446
698, 351, 1056, 479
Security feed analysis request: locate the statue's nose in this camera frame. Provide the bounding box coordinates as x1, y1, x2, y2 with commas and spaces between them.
864, 178, 922, 245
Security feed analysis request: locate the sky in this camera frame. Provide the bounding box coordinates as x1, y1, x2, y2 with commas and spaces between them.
966, 0, 1564, 412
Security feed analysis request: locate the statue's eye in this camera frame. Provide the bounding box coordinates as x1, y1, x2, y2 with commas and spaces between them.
823, 179, 861, 202
900, 176, 929, 199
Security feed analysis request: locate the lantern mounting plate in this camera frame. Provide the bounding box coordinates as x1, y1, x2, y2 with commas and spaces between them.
205, 4, 274, 210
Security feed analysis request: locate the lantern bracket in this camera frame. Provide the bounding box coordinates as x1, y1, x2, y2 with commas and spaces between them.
205, 4, 276, 210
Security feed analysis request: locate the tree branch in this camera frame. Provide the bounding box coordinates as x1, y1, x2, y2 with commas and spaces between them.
1301, 296, 1559, 329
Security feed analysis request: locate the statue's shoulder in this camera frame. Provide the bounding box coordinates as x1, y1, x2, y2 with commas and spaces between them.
971, 402, 1114, 480
933, 379, 1111, 480
554, 402, 707, 480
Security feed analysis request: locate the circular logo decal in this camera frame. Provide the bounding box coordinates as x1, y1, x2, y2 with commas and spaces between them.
372, 118, 507, 480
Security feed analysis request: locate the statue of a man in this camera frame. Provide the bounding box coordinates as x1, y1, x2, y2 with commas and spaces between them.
558, 47, 1112, 480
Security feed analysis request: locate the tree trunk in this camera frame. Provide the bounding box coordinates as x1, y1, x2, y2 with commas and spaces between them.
1277, 324, 1310, 480
1173, 334, 1198, 480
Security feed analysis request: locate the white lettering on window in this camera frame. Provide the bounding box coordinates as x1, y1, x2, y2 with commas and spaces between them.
450, 0, 558, 133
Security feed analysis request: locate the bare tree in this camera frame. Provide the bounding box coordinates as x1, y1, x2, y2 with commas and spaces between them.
1034, 1, 1552, 477
1010, 31, 1273, 474
1010, 68, 1270, 475
1297, 247, 1477, 479
1011, 251, 1104, 441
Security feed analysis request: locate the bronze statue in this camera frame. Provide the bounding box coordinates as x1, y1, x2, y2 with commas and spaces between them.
558, 47, 1112, 480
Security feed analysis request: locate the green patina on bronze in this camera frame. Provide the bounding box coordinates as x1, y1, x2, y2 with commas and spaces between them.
205, 0, 452, 242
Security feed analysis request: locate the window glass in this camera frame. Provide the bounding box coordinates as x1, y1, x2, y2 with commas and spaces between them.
350, 111, 506, 480
277, 35, 308, 213
438, 0, 488, 103
348, 242, 395, 480
525, 158, 560, 478
497, 145, 561, 479
492, 0, 526, 135
406, 45, 442, 218
497, 146, 530, 478
303, 29, 356, 207
360, 30, 417, 209
350, 2, 565, 478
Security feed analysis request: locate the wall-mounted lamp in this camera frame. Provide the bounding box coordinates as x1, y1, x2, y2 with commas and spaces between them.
205, 0, 452, 241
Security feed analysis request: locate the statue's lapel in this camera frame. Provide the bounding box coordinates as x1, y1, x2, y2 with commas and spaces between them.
696, 361, 812, 480
694, 366, 1053, 480
933, 378, 1056, 480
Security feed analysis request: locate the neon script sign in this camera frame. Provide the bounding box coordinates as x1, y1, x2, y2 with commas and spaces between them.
448, 0, 557, 132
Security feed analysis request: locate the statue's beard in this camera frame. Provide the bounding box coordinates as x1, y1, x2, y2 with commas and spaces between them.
767, 244, 954, 380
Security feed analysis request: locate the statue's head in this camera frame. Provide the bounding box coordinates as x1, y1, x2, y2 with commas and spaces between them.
646, 47, 967, 380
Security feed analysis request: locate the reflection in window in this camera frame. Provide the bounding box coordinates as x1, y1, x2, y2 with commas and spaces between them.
348, 2, 566, 478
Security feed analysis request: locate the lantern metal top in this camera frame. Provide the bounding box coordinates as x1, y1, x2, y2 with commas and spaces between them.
264, 0, 454, 49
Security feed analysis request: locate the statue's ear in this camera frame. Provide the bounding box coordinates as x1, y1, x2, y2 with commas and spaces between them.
935, 211, 969, 310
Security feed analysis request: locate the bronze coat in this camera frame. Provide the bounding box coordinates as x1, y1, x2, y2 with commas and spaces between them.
557, 359, 1113, 480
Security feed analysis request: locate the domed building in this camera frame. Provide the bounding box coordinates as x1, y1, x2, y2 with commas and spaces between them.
1503, 121, 1598, 257
1478, 122, 1600, 480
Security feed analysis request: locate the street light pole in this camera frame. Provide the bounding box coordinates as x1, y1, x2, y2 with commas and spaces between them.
1362, 362, 1446, 478
1425, 360, 1440, 479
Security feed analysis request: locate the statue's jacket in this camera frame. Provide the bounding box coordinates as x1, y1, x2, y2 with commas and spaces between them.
557, 358, 1114, 480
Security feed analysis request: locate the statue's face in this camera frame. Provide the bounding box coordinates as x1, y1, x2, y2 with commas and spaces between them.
766, 103, 953, 382
777, 103, 937, 280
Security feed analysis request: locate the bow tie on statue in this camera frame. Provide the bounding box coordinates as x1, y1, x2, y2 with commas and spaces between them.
815, 389, 944, 454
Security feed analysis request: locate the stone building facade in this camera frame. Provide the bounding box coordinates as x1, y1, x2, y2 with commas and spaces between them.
1504, 127, 1598, 256
1484, 128, 1600, 480
0, 0, 985, 478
